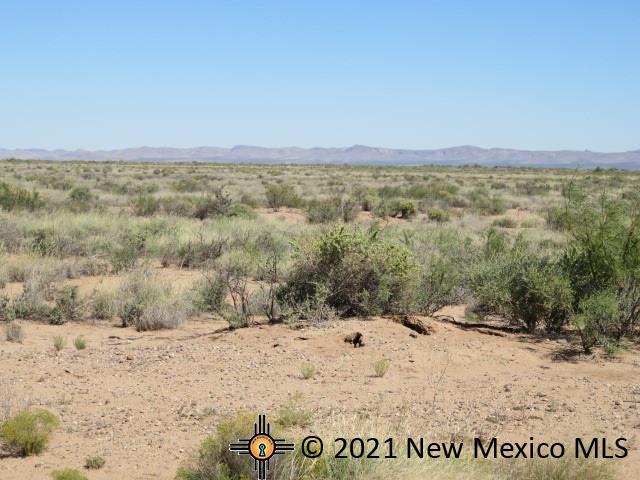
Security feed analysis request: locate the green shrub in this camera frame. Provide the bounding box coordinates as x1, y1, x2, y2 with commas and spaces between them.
107, 229, 147, 272
469, 236, 573, 333
49, 285, 82, 325
192, 189, 232, 219
84, 455, 106, 469
507, 253, 573, 333
280, 226, 418, 317
51, 468, 88, 480
561, 192, 640, 349
131, 194, 160, 216
394, 199, 417, 219
68, 187, 94, 212
69, 186, 93, 204
0, 182, 44, 211
264, 183, 302, 210
572, 291, 619, 353
427, 208, 450, 223
414, 256, 460, 316
545, 206, 569, 231
0, 409, 60, 456
469, 188, 506, 215
193, 271, 227, 313
306, 196, 359, 224
227, 203, 257, 219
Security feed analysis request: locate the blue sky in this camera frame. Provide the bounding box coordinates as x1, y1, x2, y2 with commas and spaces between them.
1, 1, 638, 151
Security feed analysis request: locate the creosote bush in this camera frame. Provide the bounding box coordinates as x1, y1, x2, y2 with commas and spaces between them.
0, 409, 60, 456
265, 183, 302, 210
0, 182, 44, 211
280, 225, 418, 317
306, 196, 359, 224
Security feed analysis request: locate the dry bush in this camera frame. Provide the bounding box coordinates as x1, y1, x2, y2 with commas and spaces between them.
116, 267, 195, 331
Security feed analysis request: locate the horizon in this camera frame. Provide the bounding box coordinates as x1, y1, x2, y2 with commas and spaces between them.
2, 143, 639, 154
1, 1, 639, 153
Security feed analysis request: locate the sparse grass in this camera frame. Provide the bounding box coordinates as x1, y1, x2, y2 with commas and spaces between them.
300, 363, 316, 380
372, 358, 390, 377
275, 394, 313, 428
177, 412, 616, 480
53, 335, 66, 352
73, 336, 87, 350
0, 409, 60, 456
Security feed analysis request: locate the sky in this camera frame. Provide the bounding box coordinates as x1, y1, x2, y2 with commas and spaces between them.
0, 1, 638, 152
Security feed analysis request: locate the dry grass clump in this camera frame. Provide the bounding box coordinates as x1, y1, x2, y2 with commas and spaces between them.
5, 321, 24, 343
300, 363, 316, 380
116, 266, 196, 331
372, 358, 391, 377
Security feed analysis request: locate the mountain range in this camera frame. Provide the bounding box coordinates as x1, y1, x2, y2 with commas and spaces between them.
2, 145, 640, 168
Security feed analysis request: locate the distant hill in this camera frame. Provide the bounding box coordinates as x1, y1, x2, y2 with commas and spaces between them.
2, 145, 640, 168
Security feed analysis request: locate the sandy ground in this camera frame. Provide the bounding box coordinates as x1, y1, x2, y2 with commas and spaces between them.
1, 305, 639, 479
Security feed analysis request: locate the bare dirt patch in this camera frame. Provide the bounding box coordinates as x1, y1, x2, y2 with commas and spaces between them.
1, 310, 639, 479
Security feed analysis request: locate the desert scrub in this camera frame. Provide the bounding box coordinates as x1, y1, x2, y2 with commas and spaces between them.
305, 196, 359, 223
89, 288, 116, 320
117, 267, 195, 331
51, 469, 88, 480
373, 358, 391, 377
5, 321, 24, 343
427, 208, 450, 223
49, 285, 83, 325
0, 181, 44, 211
280, 225, 419, 317
193, 270, 227, 313
216, 249, 256, 328
264, 183, 302, 210
84, 455, 106, 469
0, 409, 60, 456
